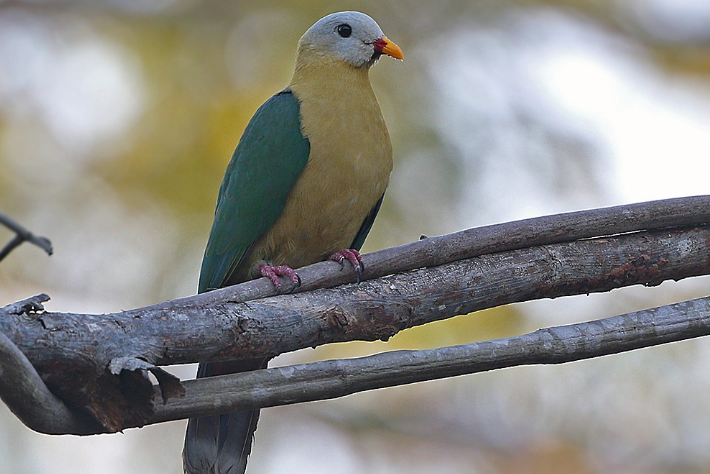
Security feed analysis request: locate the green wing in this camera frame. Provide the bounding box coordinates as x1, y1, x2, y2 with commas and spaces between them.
199, 90, 310, 293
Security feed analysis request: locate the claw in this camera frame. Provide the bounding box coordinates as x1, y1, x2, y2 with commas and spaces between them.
329, 249, 364, 283
258, 264, 301, 293
291, 273, 302, 293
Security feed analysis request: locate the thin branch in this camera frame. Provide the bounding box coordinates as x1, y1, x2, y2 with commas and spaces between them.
0, 211, 53, 262
0, 331, 103, 435
158, 195, 710, 309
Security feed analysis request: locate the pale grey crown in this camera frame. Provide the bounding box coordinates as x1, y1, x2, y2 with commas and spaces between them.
299, 11, 385, 67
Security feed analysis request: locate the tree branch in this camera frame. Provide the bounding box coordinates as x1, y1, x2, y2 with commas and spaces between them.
9, 293, 709, 434
159, 194, 710, 308
1, 196, 709, 435
0, 326, 103, 435
149, 295, 710, 424
0, 211, 53, 263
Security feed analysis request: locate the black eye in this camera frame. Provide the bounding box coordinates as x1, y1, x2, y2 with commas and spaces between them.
336, 24, 352, 38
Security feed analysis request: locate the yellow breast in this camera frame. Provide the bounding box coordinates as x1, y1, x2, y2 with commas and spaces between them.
245, 58, 393, 275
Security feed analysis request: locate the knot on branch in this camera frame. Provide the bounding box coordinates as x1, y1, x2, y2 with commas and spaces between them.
607, 254, 669, 287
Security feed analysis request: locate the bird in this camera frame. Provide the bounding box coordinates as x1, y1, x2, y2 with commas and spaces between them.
182, 11, 402, 474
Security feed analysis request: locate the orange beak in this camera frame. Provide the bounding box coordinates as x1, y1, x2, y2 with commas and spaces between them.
374, 36, 404, 60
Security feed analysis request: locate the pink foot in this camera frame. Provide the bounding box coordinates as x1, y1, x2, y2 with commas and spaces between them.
329, 249, 364, 283
258, 264, 301, 292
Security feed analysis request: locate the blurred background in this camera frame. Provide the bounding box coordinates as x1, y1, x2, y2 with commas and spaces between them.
1, 0, 710, 472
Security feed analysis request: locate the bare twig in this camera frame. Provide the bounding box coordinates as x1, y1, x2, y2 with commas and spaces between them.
0, 211, 53, 263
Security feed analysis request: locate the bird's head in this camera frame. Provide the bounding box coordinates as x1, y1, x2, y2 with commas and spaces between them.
298, 11, 403, 69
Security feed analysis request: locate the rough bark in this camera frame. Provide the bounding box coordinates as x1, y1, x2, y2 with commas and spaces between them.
150, 295, 710, 424
1, 196, 709, 435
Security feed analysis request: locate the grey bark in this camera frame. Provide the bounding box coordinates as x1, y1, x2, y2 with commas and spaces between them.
0, 196, 709, 435
151, 295, 710, 423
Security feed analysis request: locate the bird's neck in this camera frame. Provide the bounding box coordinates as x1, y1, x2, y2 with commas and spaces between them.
289, 51, 373, 94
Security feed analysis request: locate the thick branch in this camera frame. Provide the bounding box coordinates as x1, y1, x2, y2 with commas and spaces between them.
3, 226, 708, 369
12, 294, 708, 433
1, 196, 710, 434
0, 211, 53, 262
149, 295, 710, 424
1, 224, 709, 433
